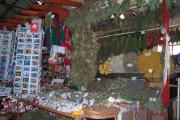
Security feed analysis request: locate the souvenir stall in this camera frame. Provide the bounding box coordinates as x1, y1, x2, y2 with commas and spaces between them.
0, 0, 180, 120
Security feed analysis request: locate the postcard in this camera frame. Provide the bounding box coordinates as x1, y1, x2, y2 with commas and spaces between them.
24, 67, 30, 71
16, 60, 23, 65
23, 78, 29, 83
16, 55, 23, 59
32, 56, 39, 60
32, 61, 39, 66
24, 61, 30, 66
24, 49, 31, 54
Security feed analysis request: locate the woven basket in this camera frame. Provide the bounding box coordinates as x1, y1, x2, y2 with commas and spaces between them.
83, 105, 119, 119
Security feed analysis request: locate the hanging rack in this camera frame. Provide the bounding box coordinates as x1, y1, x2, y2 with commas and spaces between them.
96, 23, 180, 39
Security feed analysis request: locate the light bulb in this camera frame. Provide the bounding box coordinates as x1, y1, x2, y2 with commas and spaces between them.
120, 14, 125, 19
37, 0, 42, 5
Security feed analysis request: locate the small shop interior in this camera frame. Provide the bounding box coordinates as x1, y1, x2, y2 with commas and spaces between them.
0, 0, 180, 120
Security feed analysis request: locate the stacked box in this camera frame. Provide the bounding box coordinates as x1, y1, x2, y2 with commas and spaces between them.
13, 27, 43, 98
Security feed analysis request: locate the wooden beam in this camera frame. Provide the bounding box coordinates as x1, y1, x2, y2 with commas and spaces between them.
28, 2, 49, 10
20, 9, 42, 16
44, 0, 82, 7
13, 15, 36, 20
50, 4, 70, 17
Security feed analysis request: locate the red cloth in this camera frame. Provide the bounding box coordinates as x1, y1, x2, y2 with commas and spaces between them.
162, 0, 170, 108
60, 26, 73, 52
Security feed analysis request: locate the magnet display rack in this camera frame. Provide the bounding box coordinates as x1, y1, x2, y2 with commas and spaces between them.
13, 27, 43, 98
0, 30, 15, 81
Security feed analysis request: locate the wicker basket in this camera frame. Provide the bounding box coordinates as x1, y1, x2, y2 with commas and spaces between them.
83, 105, 119, 119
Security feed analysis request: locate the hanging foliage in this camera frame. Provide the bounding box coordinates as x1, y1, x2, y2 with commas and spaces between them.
97, 33, 146, 58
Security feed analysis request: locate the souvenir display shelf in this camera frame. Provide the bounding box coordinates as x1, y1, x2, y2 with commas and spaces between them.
14, 27, 43, 98
0, 31, 14, 81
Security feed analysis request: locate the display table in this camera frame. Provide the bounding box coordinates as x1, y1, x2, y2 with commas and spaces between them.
17, 99, 119, 120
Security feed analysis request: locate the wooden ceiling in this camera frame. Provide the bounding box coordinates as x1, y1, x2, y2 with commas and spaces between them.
0, 0, 83, 28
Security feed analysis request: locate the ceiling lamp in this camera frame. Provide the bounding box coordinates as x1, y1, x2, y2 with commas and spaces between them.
119, 14, 125, 19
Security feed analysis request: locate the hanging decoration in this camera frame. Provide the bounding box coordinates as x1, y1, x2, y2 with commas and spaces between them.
146, 30, 163, 49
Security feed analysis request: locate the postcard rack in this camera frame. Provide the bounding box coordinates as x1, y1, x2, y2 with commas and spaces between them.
14, 27, 43, 98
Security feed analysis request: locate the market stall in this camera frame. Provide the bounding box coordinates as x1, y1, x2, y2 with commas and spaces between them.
0, 0, 179, 120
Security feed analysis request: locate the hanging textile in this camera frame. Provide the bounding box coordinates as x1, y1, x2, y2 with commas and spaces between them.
162, 0, 170, 108
60, 26, 73, 52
